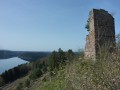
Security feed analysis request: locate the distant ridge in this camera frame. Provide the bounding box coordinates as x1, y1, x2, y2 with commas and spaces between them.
0, 50, 50, 61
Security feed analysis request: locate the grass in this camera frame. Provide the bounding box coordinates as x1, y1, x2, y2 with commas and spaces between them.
3, 50, 120, 90
65, 55, 120, 90
36, 69, 66, 90
35, 53, 120, 90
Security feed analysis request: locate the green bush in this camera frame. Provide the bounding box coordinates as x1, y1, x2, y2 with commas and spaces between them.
42, 77, 47, 82
16, 83, 23, 90
29, 68, 42, 80
24, 79, 30, 87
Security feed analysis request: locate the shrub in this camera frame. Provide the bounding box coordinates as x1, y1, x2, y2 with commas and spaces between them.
42, 77, 47, 82
29, 68, 42, 80
16, 83, 23, 90
0, 76, 4, 87
24, 79, 30, 87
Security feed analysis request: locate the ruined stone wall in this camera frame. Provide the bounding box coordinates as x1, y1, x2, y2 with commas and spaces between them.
85, 10, 96, 59
85, 9, 116, 59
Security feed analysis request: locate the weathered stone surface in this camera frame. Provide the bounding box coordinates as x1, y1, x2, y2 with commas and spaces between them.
85, 9, 116, 59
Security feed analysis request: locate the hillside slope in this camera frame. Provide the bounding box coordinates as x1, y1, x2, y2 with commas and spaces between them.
2, 55, 120, 90
35, 58, 120, 90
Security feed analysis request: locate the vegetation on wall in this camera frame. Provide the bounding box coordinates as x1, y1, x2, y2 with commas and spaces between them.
85, 10, 92, 31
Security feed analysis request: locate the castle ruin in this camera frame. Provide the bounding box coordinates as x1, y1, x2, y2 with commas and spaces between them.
85, 9, 116, 59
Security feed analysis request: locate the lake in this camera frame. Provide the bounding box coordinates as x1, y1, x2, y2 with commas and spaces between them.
0, 57, 28, 74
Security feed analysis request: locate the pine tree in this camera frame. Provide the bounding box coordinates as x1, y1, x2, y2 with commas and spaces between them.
0, 75, 4, 87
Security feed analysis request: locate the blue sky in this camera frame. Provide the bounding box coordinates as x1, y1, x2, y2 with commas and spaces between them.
0, 0, 119, 51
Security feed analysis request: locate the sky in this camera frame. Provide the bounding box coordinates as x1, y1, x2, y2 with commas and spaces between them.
0, 0, 119, 51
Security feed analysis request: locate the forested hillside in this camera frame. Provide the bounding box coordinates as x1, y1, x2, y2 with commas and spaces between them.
0, 48, 75, 90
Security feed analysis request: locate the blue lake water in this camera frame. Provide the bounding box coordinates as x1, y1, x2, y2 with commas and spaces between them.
0, 57, 28, 74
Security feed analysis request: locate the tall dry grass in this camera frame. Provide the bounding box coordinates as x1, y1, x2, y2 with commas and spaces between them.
65, 49, 120, 90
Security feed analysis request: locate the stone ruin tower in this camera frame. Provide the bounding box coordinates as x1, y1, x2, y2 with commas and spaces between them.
85, 9, 116, 59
